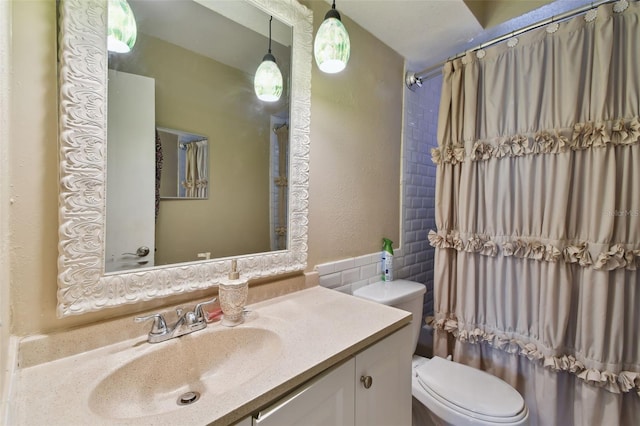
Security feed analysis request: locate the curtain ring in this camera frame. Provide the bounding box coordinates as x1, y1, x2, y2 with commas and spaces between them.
613, 0, 629, 13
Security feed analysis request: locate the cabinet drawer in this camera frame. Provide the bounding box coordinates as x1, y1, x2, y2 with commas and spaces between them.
254, 358, 356, 426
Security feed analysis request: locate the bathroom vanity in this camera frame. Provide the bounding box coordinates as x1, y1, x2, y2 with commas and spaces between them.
10, 287, 412, 425
248, 322, 412, 426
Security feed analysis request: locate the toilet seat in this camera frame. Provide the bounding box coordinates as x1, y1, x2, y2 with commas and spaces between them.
412, 356, 528, 425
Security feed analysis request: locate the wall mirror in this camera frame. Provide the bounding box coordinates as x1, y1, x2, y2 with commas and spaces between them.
57, 0, 312, 317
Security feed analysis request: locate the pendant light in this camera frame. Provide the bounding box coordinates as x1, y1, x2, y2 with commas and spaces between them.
254, 16, 284, 102
107, 0, 137, 53
314, 0, 350, 73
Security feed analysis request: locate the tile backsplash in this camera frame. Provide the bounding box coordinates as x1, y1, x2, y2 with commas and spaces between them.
315, 248, 405, 295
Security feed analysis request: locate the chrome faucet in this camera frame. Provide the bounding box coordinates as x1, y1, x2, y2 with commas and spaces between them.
135, 298, 217, 343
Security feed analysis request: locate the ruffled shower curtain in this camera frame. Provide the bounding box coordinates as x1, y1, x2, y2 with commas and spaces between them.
182, 140, 208, 198
195, 140, 208, 198
430, 1, 640, 424
183, 143, 197, 197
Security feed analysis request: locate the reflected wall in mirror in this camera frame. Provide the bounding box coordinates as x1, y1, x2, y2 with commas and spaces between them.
56, 0, 312, 316
107, 0, 292, 271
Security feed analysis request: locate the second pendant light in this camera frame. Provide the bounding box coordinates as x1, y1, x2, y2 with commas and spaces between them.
254, 16, 284, 102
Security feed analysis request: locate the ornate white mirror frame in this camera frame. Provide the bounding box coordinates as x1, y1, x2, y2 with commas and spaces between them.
56, 0, 312, 317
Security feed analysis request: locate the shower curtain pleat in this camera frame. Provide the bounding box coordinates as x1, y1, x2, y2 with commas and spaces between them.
195, 140, 208, 198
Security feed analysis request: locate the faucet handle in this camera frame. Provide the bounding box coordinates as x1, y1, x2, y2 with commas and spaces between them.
194, 297, 217, 322
134, 313, 168, 335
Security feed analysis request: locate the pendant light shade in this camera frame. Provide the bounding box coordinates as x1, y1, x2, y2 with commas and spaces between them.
107, 0, 137, 53
254, 16, 283, 102
314, 0, 350, 73
254, 54, 284, 102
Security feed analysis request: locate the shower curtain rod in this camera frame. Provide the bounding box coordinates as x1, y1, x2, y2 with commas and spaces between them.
405, 0, 626, 89
273, 122, 289, 132
179, 139, 207, 149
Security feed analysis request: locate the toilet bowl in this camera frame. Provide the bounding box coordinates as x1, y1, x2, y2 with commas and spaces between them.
353, 280, 529, 426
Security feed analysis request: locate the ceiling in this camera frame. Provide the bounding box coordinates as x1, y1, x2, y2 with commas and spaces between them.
326, 0, 595, 73
128, 0, 600, 80
128, 0, 292, 76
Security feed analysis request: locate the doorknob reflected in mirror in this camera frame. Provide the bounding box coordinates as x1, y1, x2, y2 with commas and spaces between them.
122, 246, 150, 257
360, 375, 373, 389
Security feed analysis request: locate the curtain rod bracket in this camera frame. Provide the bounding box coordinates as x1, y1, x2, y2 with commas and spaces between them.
405, 72, 423, 91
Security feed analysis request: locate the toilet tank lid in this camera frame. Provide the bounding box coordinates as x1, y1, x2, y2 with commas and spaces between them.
353, 280, 426, 306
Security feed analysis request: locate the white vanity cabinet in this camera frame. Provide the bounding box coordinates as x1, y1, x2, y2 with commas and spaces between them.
253, 325, 412, 426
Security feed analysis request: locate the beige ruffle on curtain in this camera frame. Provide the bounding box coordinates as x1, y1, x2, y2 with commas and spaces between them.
430, 1, 640, 424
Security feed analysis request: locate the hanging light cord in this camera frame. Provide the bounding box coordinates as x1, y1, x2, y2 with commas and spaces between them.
268, 16, 273, 54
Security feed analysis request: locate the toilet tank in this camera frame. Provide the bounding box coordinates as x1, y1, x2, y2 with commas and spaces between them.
353, 280, 426, 352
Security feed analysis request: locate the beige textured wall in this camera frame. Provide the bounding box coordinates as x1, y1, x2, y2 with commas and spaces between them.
110, 33, 273, 264
1, 0, 11, 407
304, 0, 403, 267
10, 0, 65, 335
8, 0, 403, 336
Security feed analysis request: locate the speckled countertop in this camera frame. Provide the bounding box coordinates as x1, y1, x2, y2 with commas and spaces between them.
12, 286, 411, 426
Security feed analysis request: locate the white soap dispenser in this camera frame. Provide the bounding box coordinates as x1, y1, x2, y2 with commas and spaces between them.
218, 260, 248, 327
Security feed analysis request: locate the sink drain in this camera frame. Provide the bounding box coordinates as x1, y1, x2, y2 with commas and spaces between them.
177, 391, 201, 406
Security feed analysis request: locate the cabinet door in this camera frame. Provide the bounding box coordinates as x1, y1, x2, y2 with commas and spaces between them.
355, 325, 413, 426
254, 358, 356, 426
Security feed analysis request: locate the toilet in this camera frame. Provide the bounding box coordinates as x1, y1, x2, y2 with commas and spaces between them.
353, 280, 529, 426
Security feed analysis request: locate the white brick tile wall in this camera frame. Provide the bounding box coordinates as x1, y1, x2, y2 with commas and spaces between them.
401, 75, 442, 317
318, 272, 342, 289
341, 267, 361, 285
315, 74, 442, 323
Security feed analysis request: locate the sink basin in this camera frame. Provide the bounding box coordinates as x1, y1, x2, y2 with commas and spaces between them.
88, 327, 282, 420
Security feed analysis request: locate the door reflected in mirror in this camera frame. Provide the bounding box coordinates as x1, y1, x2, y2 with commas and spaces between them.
106, 0, 292, 271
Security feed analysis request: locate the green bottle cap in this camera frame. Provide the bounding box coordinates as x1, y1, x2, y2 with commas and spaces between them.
382, 238, 394, 255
